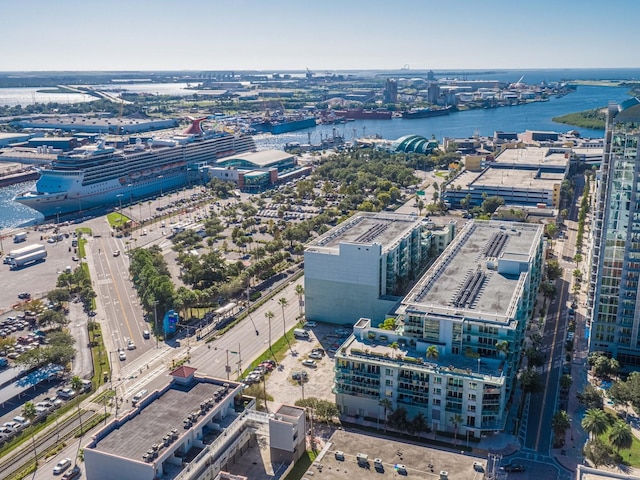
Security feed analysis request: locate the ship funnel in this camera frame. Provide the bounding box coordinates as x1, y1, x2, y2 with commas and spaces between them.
183, 117, 207, 135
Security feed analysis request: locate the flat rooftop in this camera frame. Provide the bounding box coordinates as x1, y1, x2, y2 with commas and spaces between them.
495, 146, 569, 168
217, 149, 292, 168
402, 220, 542, 322
341, 329, 504, 379
92, 380, 233, 461
307, 428, 487, 480
306, 212, 423, 251
472, 166, 563, 190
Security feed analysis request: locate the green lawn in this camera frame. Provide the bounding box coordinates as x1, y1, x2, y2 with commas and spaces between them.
107, 211, 130, 228
598, 410, 640, 466
284, 450, 318, 480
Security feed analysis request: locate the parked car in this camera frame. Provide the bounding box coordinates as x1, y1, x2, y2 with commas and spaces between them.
302, 359, 317, 368
53, 457, 72, 475
309, 352, 323, 360
17, 292, 31, 299
311, 348, 325, 356
291, 371, 308, 381
57, 388, 77, 400
500, 463, 525, 472
304, 321, 317, 328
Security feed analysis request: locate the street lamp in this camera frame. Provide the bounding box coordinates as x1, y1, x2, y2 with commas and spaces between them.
158, 175, 164, 197
153, 300, 159, 349
117, 194, 124, 230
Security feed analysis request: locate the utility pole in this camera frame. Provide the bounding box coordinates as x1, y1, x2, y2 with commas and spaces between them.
226, 350, 230, 380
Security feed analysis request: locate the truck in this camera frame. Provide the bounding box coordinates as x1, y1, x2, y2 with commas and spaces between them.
13, 232, 27, 243
4, 244, 46, 264
293, 328, 309, 339
10, 247, 47, 270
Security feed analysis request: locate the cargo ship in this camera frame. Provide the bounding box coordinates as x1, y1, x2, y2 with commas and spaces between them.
14, 118, 256, 217
402, 106, 452, 119
332, 109, 392, 120
251, 116, 316, 134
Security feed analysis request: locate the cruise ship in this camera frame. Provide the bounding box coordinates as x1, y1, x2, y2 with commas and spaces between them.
14, 118, 256, 217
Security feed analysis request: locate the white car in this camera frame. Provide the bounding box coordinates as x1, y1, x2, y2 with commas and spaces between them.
127, 340, 136, 350
301, 359, 317, 368
304, 321, 317, 328
118, 349, 126, 361
53, 457, 72, 475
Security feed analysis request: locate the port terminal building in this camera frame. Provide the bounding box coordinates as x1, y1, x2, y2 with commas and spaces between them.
12, 115, 178, 134
205, 150, 311, 192
304, 212, 456, 325
332, 220, 544, 438
84, 366, 305, 480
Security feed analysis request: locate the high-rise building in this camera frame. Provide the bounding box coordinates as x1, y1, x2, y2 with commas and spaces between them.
589, 98, 640, 365
304, 212, 455, 325
384, 79, 398, 104
334, 220, 544, 437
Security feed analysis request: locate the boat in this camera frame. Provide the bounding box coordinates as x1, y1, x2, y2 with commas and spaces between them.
251, 116, 316, 134
332, 109, 392, 120
14, 118, 256, 217
402, 106, 453, 119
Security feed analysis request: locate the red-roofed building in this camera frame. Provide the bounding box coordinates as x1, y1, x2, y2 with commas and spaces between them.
170, 365, 197, 384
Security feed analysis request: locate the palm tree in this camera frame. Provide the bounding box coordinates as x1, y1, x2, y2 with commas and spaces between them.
265, 310, 276, 364
379, 398, 393, 432
70, 376, 84, 466
295, 284, 305, 318
609, 420, 633, 454
278, 297, 292, 353
581, 408, 610, 440
559, 374, 573, 392
552, 410, 571, 445
495, 340, 509, 357
22, 401, 38, 467
426, 345, 439, 360
450, 414, 463, 444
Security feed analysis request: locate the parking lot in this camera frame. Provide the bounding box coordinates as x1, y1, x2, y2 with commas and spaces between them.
265, 323, 352, 408
306, 429, 486, 480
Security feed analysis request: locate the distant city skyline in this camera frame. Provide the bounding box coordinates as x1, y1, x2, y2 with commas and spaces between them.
3, 0, 640, 72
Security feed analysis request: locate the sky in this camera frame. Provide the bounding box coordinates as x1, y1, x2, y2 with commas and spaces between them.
3, 0, 640, 72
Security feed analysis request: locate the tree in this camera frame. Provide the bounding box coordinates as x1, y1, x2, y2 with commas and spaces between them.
295, 284, 305, 318
559, 374, 573, 392
450, 414, 463, 443
609, 420, 633, 454
410, 412, 428, 435
552, 410, 571, 446
583, 438, 613, 468
426, 345, 439, 360
379, 398, 392, 432
546, 260, 563, 280
520, 368, 542, 393
481, 195, 504, 214
278, 297, 291, 353
70, 376, 84, 465
577, 385, 604, 410
581, 408, 610, 440
22, 401, 38, 466
264, 310, 276, 364
495, 340, 509, 357
574, 253, 583, 267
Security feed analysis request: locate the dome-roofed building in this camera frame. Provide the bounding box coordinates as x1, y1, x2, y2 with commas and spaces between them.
390, 134, 439, 154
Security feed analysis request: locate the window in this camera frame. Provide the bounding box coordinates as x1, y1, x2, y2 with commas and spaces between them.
468, 393, 476, 401
433, 398, 441, 406
385, 368, 392, 375
385, 379, 393, 387
434, 377, 442, 384
433, 388, 441, 395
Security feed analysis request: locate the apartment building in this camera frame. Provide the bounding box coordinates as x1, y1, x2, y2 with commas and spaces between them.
334, 220, 544, 438
589, 98, 640, 365
304, 212, 456, 325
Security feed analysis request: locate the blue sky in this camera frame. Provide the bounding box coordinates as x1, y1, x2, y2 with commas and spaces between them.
3, 0, 640, 71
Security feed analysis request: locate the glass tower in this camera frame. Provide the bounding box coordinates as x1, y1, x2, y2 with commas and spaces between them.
590, 98, 640, 365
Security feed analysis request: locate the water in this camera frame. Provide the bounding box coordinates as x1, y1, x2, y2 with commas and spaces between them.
0, 87, 95, 107
1, 69, 638, 228
255, 84, 631, 150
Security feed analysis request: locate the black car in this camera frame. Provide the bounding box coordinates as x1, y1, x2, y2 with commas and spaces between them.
62, 465, 81, 480
500, 463, 525, 472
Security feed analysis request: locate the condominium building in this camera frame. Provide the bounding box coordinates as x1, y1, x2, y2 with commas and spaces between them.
589, 98, 640, 365
84, 367, 305, 480
334, 220, 544, 438
304, 212, 456, 325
